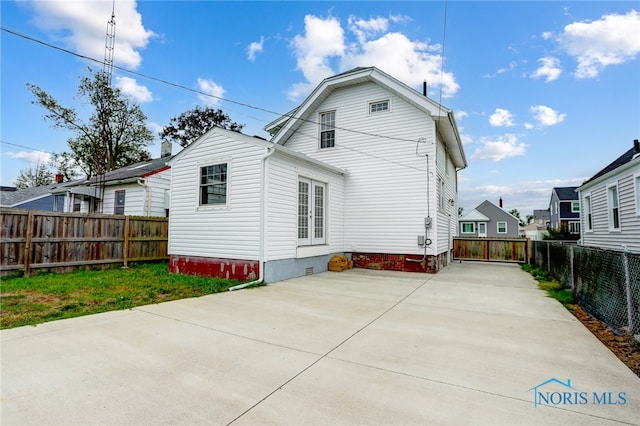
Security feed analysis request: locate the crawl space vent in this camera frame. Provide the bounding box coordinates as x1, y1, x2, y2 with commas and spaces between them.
305, 267, 313, 276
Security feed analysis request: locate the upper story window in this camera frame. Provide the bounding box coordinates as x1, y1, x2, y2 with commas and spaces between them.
571, 201, 580, 213
200, 163, 227, 206
114, 190, 126, 215
607, 184, 620, 230
369, 100, 389, 113
319, 111, 335, 149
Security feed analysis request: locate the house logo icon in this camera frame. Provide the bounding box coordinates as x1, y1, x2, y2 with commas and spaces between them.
527, 378, 578, 408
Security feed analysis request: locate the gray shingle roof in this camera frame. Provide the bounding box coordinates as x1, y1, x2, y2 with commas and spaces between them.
553, 187, 579, 201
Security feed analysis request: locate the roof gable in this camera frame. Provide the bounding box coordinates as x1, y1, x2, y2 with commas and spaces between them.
552, 187, 578, 201
265, 66, 467, 169
459, 209, 490, 221
579, 144, 640, 190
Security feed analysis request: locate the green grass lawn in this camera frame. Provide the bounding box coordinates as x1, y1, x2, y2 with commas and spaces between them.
0, 262, 242, 329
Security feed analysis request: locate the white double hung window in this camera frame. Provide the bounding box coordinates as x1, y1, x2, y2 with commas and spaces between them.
298, 178, 326, 246
200, 163, 227, 206
608, 184, 620, 230
319, 111, 335, 149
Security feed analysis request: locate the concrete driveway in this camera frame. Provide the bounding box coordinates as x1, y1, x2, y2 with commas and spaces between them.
1, 262, 639, 425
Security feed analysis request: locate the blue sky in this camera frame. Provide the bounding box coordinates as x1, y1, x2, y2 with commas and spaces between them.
1, 1, 639, 216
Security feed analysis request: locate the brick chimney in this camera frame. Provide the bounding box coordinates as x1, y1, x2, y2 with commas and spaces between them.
55, 173, 64, 183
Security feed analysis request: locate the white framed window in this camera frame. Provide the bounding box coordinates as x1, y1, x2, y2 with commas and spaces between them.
607, 183, 620, 230
319, 111, 335, 149
298, 177, 326, 246
369, 99, 389, 114
497, 221, 507, 234
571, 201, 580, 213
461, 222, 475, 234
200, 163, 227, 206
569, 221, 580, 234
584, 194, 592, 231
634, 173, 640, 216
114, 190, 125, 215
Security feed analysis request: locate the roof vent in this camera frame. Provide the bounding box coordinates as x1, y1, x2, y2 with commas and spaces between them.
634, 139, 639, 154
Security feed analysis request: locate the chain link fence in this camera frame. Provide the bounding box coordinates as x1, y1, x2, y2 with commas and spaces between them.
532, 241, 640, 336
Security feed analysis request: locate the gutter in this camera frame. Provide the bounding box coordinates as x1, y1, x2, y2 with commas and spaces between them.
136, 178, 151, 216
229, 142, 277, 291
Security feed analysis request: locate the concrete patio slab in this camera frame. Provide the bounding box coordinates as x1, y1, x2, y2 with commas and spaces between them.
2, 262, 638, 425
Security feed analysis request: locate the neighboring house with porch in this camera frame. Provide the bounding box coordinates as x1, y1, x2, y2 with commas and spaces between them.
52, 153, 172, 217
548, 187, 580, 236
458, 199, 519, 238
167, 67, 467, 282
577, 140, 640, 253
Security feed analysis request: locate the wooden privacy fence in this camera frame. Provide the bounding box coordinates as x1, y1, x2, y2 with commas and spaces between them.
453, 237, 529, 264
0, 209, 168, 276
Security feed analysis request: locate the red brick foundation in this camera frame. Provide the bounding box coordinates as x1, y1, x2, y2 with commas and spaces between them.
169, 255, 259, 281
351, 252, 449, 273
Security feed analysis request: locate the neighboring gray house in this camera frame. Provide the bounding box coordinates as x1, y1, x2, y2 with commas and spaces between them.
459, 200, 519, 238
577, 140, 640, 253
520, 209, 550, 241
548, 187, 580, 236
0, 179, 72, 211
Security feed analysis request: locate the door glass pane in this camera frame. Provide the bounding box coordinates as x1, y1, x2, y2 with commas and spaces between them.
314, 185, 324, 239
298, 181, 309, 239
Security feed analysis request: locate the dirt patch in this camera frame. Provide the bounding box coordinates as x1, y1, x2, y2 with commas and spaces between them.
570, 304, 640, 378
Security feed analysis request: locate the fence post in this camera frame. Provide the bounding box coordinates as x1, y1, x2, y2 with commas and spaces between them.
23, 211, 34, 277
123, 216, 130, 268
623, 251, 635, 334
569, 245, 574, 290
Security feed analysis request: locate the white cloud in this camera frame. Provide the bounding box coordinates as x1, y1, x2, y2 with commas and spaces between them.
5, 150, 52, 165
489, 108, 515, 127
115, 76, 152, 103
288, 14, 459, 101
471, 134, 527, 162
197, 78, 225, 106
541, 31, 553, 40
455, 110, 468, 120
29, 0, 155, 69
558, 9, 640, 78
529, 105, 566, 126
288, 15, 346, 100
531, 57, 562, 82
247, 36, 265, 61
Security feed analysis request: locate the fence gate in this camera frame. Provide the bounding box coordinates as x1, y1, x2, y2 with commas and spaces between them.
453, 237, 529, 263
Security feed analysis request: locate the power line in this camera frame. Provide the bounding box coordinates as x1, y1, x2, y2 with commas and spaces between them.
0, 140, 56, 155
1, 26, 424, 145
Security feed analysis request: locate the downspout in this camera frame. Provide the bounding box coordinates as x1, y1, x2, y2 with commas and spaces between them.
229, 142, 276, 291
137, 178, 151, 216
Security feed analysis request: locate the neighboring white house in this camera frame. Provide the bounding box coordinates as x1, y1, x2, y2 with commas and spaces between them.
52, 154, 172, 217
577, 140, 640, 253
167, 67, 467, 282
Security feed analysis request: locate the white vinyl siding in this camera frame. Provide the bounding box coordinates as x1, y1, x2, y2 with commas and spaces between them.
635, 173, 640, 216
169, 130, 264, 260
281, 81, 445, 255
579, 165, 640, 252
265, 155, 344, 261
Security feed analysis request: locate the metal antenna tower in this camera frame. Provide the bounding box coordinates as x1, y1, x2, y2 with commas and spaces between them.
94, 0, 116, 213
104, 1, 116, 85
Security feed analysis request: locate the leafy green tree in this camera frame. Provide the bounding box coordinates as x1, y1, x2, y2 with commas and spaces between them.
28, 69, 153, 178
159, 106, 244, 148
509, 208, 533, 227
14, 162, 54, 189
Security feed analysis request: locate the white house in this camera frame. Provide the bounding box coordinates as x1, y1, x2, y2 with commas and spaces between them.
53, 153, 172, 217
577, 140, 640, 253
167, 67, 467, 282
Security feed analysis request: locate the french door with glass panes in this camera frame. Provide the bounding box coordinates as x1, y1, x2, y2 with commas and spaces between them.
298, 178, 326, 246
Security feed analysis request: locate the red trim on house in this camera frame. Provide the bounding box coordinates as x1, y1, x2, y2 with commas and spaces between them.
141, 165, 171, 178
351, 252, 449, 273
169, 255, 259, 281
